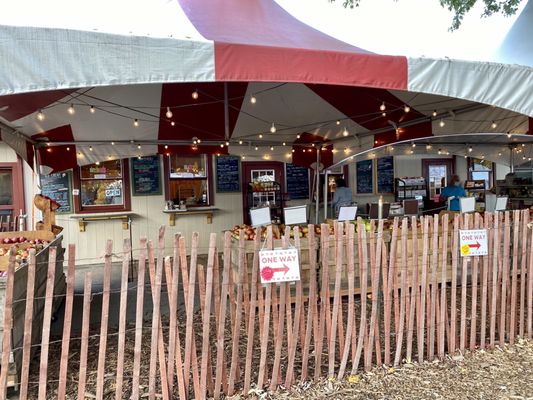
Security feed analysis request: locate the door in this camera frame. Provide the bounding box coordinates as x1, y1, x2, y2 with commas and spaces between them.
422, 158, 455, 205
241, 162, 285, 225
0, 160, 25, 230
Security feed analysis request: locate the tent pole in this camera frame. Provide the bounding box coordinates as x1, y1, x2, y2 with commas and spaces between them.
324, 170, 329, 221
315, 149, 320, 224
224, 82, 230, 141
509, 145, 514, 173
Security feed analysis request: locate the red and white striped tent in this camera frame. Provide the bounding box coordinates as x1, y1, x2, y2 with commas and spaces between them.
0, 0, 532, 172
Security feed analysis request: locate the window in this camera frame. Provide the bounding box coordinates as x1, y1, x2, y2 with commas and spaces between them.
0, 159, 25, 226
469, 158, 493, 189
74, 159, 131, 213
164, 154, 213, 207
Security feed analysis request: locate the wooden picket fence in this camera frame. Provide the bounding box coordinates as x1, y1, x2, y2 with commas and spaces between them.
0, 211, 532, 399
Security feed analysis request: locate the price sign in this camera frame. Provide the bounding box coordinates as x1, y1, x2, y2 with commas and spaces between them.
459, 229, 488, 256
259, 248, 300, 284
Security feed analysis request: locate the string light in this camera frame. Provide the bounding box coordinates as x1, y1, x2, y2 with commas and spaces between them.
498, 152, 502, 156
379, 102, 386, 111
282, 142, 286, 146
491, 121, 497, 129
68, 104, 75, 115
439, 119, 445, 127
170, 121, 175, 126
137, 144, 141, 149
296, 134, 301, 139
311, 143, 315, 147
95, 161, 100, 165
225, 141, 230, 146
426, 144, 432, 150
507, 133, 512, 139
164, 145, 169, 149
192, 90, 199, 100
66, 147, 70, 151
411, 142, 416, 148
389, 146, 394, 151
270, 146, 274, 151
89, 146, 93, 151
286, 153, 291, 158
250, 95, 257, 104
529, 158, 532, 161
343, 128, 349, 137
36, 110, 45, 121
90, 106, 95, 114
255, 146, 258, 151
404, 105, 410, 113
133, 119, 139, 127
437, 148, 442, 155
468, 146, 473, 153
241, 156, 246, 160
165, 107, 173, 119
239, 140, 243, 145
432, 110, 437, 117
259, 134, 263, 139
292, 149, 295, 153
381, 112, 387, 117
197, 139, 201, 144
111, 141, 115, 145
336, 120, 340, 125
220, 144, 224, 148
270, 123, 277, 133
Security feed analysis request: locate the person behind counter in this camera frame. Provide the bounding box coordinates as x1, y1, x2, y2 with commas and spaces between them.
332, 178, 353, 216
440, 174, 466, 211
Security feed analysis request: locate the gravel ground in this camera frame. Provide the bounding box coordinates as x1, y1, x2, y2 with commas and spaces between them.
236, 339, 533, 400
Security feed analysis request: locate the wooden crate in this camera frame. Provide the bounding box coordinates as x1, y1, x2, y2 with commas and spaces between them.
0, 234, 65, 389
0, 231, 55, 271
230, 237, 318, 301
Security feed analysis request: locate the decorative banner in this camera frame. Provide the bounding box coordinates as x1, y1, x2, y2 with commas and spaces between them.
459, 229, 488, 256
259, 248, 300, 283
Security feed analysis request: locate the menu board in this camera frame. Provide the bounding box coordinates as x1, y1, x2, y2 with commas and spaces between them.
377, 156, 394, 193
40, 171, 72, 213
356, 159, 373, 194
131, 155, 161, 195
286, 163, 309, 200
216, 156, 240, 192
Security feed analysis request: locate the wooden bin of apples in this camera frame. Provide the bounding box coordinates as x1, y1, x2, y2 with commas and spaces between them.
0, 230, 55, 272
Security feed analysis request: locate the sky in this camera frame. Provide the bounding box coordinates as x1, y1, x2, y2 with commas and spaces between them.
275, 0, 527, 61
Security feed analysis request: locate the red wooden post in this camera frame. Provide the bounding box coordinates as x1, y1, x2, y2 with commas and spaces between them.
490, 213, 500, 348
479, 213, 491, 350
518, 211, 528, 338
366, 220, 383, 370
394, 218, 409, 366
509, 210, 520, 344
0, 247, 16, 398
418, 216, 429, 362
131, 238, 147, 400
407, 216, 419, 363
37, 246, 57, 400
500, 212, 511, 345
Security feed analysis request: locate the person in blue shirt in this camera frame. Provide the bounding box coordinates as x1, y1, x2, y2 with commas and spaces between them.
332, 178, 353, 216
440, 175, 466, 211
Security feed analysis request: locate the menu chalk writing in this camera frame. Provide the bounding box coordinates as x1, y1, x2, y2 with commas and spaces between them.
356, 159, 373, 194
216, 156, 240, 192
377, 156, 394, 193
132, 155, 161, 195
286, 163, 309, 200
40, 171, 72, 213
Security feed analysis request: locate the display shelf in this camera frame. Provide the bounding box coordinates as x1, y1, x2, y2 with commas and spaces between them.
395, 177, 426, 207
247, 181, 285, 223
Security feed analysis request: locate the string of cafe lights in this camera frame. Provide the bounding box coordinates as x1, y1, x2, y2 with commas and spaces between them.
32, 87, 527, 160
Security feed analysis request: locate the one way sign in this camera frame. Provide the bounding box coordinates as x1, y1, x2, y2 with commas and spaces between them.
459, 229, 488, 257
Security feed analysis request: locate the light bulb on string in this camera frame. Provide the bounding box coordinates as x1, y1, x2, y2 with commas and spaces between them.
68, 104, 75, 115
164, 145, 168, 149
66, 147, 70, 151
404, 105, 410, 113
270, 146, 274, 151
250, 95, 257, 104
379, 102, 386, 111
426, 144, 432, 150
197, 139, 201, 144
343, 128, 349, 137
137, 144, 141, 150
336, 120, 340, 125
292, 149, 295, 153
165, 107, 173, 119
411, 142, 416, 148
255, 146, 258, 151
270, 123, 276, 133
468, 146, 473, 153
36, 110, 45, 121
437, 148, 442, 155
296, 134, 300, 139
192, 90, 199, 100
170, 121, 175, 126
259, 134, 263, 139
90, 106, 95, 114
381, 112, 386, 117
498, 152, 502, 156
507, 133, 512, 139
225, 141, 230, 146
432, 110, 437, 117
282, 142, 286, 146
133, 119, 139, 127
220, 143, 224, 148
111, 141, 115, 146
439, 119, 445, 128
89, 146, 93, 152
491, 121, 497, 129
95, 161, 100, 166
239, 140, 243, 145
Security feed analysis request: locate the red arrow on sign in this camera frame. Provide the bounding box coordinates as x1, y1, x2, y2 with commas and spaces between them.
468, 242, 481, 249
261, 264, 290, 281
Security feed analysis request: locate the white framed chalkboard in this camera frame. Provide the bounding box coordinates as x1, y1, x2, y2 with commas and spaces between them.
40, 171, 73, 213
216, 156, 241, 192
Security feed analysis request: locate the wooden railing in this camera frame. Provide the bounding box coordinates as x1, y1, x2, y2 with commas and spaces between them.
0, 211, 531, 400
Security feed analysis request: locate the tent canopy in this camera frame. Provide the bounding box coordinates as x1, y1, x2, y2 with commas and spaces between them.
0, 0, 532, 172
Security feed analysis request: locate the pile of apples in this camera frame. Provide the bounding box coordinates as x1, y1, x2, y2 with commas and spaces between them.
0, 237, 49, 266
229, 224, 335, 241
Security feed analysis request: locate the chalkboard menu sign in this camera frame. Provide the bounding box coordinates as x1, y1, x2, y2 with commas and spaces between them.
216, 156, 240, 192
286, 163, 309, 200
131, 155, 161, 196
40, 171, 72, 213
356, 159, 373, 194
377, 156, 394, 193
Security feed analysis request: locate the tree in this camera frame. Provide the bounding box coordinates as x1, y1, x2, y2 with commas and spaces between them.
333, 0, 523, 30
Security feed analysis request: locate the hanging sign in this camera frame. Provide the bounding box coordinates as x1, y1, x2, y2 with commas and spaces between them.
459, 229, 488, 257
259, 248, 300, 283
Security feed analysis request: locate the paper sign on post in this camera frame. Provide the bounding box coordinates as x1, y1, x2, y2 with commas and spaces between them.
459, 229, 488, 256
259, 248, 300, 283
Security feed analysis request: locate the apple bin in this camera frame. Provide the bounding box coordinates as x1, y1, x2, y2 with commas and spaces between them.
0, 230, 66, 388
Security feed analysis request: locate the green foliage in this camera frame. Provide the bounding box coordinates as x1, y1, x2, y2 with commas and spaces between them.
332, 0, 523, 30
